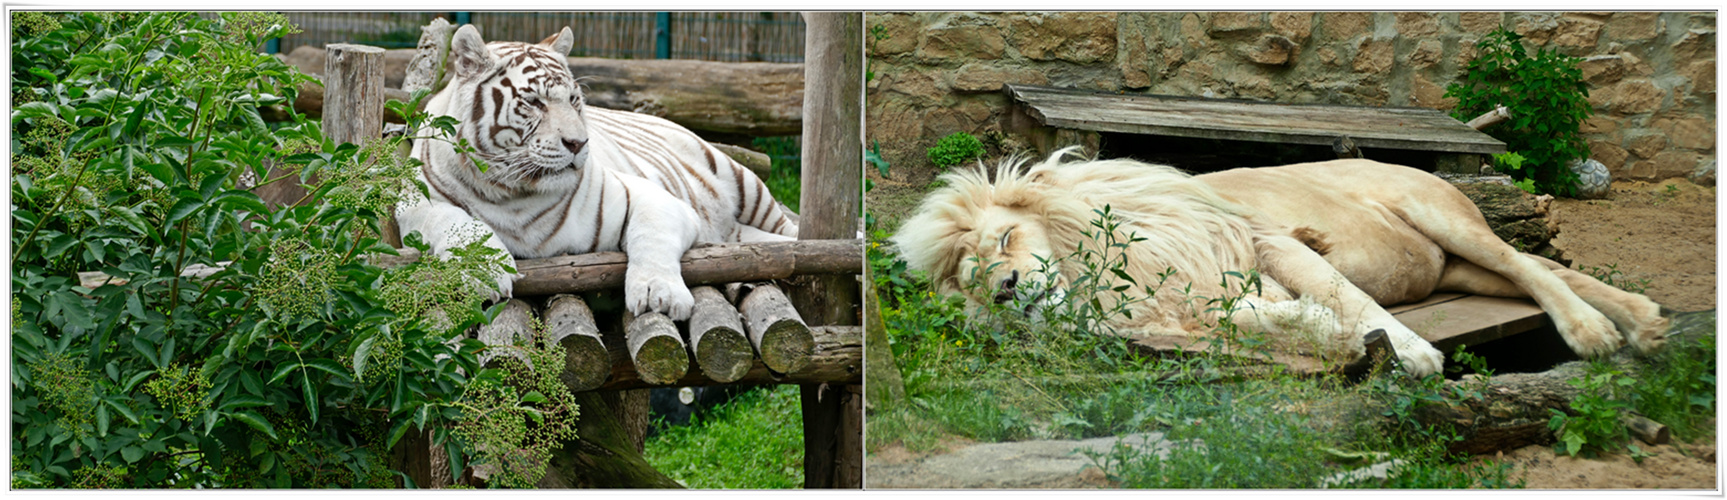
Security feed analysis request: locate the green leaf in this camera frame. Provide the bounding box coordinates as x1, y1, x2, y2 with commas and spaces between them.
521, 391, 549, 405
267, 362, 300, 385
121, 445, 144, 464
353, 335, 378, 382
230, 411, 279, 441
219, 395, 274, 412
302, 375, 319, 424
164, 198, 204, 226
104, 399, 140, 425
302, 358, 354, 383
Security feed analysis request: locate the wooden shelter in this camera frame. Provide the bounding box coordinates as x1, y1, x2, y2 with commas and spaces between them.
1003, 84, 1507, 173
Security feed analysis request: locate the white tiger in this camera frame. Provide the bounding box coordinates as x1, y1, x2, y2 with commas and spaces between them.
396, 25, 798, 320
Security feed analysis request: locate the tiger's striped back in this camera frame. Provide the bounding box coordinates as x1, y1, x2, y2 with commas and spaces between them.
585, 106, 797, 241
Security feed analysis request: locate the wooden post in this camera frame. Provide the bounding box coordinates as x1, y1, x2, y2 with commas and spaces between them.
253, 43, 384, 211
687, 286, 755, 382
545, 295, 610, 392
622, 310, 688, 385
795, 12, 863, 490
322, 44, 386, 147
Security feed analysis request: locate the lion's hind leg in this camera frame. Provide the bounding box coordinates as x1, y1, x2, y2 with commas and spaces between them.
1398, 196, 1621, 358
1437, 255, 1668, 354
1229, 296, 1364, 364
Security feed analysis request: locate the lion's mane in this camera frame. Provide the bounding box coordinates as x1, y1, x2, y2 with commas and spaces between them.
893, 148, 1280, 331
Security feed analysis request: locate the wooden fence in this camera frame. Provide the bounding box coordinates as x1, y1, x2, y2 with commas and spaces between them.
276, 12, 805, 62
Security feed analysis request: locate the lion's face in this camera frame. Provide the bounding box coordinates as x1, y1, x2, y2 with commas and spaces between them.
951, 206, 1067, 308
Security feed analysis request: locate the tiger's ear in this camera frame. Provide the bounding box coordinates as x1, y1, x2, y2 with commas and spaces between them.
451, 25, 495, 77
539, 27, 575, 56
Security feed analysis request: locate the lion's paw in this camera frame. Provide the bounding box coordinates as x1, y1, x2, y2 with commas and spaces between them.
1626, 314, 1670, 354
1396, 341, 1445, 377
626, 273, 694, 321
1556, 309, 1622, 358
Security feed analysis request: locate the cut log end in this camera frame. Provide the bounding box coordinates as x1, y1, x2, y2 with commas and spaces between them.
633, 335, 690, 385
625, 312, 689, 385
760, 319, 816, 374
693, 326, 754, 383
557, 333, 610, 392
546, 295, 608, 391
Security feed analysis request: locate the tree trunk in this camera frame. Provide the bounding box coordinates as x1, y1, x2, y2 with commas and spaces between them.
537, 391, 684, 488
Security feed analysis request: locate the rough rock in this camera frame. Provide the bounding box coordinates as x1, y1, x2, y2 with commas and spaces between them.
1351, 37, 1393, 74
864, 433, 1175, 489
1627, 134, 1667, 159
1460, 12, 1504, 34
1688, 160, 1716, 185
1606, 11, 1661, 41
1270, 12, 1313, 41
1552, 16, 1605, 50
1208, 12, 1264, 35
1394, 12, 1439, 37
1245, 35, 1299, 65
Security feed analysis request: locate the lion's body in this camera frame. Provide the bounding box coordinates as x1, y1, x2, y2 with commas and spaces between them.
893, 151, 1668, 375
395, 26, 794, 319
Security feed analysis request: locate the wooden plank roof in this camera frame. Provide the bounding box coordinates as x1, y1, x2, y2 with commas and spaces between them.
1006, 84, 1507, 155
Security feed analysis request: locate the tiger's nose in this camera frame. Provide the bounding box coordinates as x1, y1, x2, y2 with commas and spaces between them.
563, 138, 587, 155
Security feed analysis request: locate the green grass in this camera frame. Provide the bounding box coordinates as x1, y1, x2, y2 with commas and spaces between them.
866, 215, 1537, 489
644, 386, 803, 489
753, 136, 801, 213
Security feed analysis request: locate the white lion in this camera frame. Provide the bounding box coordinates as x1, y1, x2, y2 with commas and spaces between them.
892, 148, 1668, 375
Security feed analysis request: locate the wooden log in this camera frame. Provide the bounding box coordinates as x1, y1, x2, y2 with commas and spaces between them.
686, 286, 755, 383
475, 299, 535, 370
1467, 105, 1513, 131
511, 239, 862, 296
81, 239, 863, 293
1409, 310, 1712, 455
622, 310, 688, 385
544, 294, 610, 392
1624, 414, 1671, 445
709, 142, 772, 177
592, 325, 860, 391
738, 284, 815, 374
567, 56, 803, 136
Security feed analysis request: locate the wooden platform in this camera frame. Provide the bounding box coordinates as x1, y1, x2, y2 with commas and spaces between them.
1005, 84, 1506, 155
1132, 293, 1550, 373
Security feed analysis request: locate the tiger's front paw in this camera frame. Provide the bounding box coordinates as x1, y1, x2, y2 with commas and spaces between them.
626, 273, 694, 321
488, 269, 517, 302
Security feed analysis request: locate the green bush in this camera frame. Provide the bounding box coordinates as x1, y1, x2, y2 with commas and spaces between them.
1446, 27, 1592, 197
11, 12, 573, 488
925, 131, 985, 169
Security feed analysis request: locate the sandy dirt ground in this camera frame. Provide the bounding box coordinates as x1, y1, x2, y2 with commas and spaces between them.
1486, 178, 1718, 489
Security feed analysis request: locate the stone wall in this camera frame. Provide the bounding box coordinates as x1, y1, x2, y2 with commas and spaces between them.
866, 12, 1716, 182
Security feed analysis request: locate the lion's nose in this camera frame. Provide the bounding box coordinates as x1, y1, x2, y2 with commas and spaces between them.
1000, 270, 1019, 291
563, 138, 586, 156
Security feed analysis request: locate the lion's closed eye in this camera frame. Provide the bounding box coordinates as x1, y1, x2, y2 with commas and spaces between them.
998, 226, 1015, 253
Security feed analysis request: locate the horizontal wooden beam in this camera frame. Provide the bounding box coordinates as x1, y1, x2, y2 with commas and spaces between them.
82, 239, 863, 293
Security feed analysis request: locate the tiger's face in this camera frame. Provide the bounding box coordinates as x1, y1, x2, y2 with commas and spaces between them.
448, 26, 589, 192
